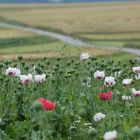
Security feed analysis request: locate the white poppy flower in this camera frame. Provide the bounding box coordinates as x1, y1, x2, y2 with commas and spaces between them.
93, 112, 105, 122
34, 74, 46, 83
131, 88, 140, 96
94, 70, 105, 80
132, 66, 140, 74
103, 130, 117, 140
6, 67, 20, 76
104, 76, 115, 86
122, 95, 131, 101
80, 52, 89, 60
19, 74, 32, 84
122, 79, 132, 86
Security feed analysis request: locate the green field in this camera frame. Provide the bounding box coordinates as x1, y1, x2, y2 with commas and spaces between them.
0, 34, 118, 60
0, 3, 140, 48
0, 3, 140, 60
0, 27, 35, 38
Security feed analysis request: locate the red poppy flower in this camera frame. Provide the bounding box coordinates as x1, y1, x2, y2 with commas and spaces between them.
32, 98, 56, 111
38, 98, 56, 111
100, 91, 112, 101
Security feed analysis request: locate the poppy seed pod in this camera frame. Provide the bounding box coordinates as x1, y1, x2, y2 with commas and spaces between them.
88, 128, 97, 137
18, 56, 23, 61
131, 126, 140, 136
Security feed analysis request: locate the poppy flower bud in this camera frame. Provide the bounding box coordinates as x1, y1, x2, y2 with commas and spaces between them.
88, 128, 97, 137
32, 101, 42, 111
78, 108, 87, 118
18, 56, 23, 61
21, 62, 25, 67
57, 58, 61, 61
69, 126, 77, 134
91, 57, 97, 61
45, 60, 51, 65
131, 126, 140, 136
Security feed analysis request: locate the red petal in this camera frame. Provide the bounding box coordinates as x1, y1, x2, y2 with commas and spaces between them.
38, 98, 55, 111
100, 91, 112, 101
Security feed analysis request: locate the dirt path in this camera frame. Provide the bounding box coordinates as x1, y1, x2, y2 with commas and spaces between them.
0, 22, 140, 56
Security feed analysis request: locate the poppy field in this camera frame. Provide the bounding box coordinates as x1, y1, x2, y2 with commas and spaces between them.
0, 54, 140, 140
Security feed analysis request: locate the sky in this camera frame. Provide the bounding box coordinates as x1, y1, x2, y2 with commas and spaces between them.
0, 0, 134, 3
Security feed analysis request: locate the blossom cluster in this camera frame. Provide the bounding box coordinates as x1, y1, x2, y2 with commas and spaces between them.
6, 67, 46, 84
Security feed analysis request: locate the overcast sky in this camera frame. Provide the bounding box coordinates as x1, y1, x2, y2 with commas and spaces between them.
0, 0, 135, 3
